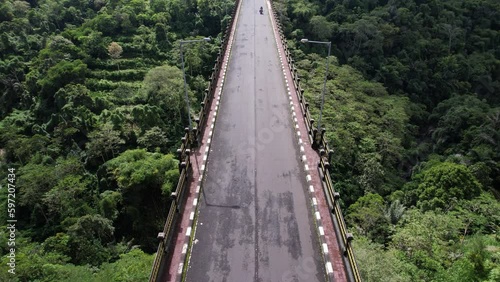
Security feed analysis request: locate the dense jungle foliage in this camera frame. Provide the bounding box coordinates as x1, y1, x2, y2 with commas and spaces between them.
274, 0, 500, 280
0, 0, 234, 279
1, 0, 499, 280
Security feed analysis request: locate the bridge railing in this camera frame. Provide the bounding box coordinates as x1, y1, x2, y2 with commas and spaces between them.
193, 14, 234, 144
319, 151, 362, 282
148, 3, 240, 281
271, 2, 361, 282
148, 134, 190, 282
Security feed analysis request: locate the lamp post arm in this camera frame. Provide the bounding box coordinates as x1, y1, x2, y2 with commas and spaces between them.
306, 40, 330, 45
180, 39, 204, 44
180, 38, 211, 44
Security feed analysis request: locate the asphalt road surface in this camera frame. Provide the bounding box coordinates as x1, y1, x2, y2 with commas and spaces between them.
185, 1, 326, 281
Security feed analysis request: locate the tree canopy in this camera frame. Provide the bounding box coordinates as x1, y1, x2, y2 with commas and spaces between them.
276, 0, 500, 279
0, 0, 230, 279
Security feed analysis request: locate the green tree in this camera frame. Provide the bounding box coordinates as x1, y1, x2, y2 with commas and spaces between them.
133, 25, 156, 56
86, 123, 125, 163
434, 257, 476, 282
37, 59, 88, 115
137, 126, 169, 152
391, 209, 463, 280
81, 30, 110, 59
53, 84, 97, 143
296, 55, 409, 205
415, 162, 482, 211
291, 1, 317, 24
347, 193, 389, 243
430, 95, 490, 153
309, 16, 335, 41
0, 110, 35, 160
452, 192, 500, 236
0, 240, 69, 281
0, 1, 14, 22
107, 41, 123, 70
141, 65, 190, 133
353, 236, 414, 282
0, 0, 228, 278
42, 175, 95, 221
103, 149, 179, 250
17, 161, 58, 226
94, 249, 154, 281
67, 214, 114, 265
99, 190, 122, 221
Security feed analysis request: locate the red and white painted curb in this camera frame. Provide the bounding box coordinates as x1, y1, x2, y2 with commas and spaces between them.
267, 0, 335, 280
178, 1, 242, 281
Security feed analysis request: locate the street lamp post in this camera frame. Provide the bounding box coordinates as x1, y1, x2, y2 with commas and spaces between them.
179, 37, 211, 133
300, 38, 331, 148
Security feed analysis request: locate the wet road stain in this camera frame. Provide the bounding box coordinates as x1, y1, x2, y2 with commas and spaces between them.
185, 0, 325, 280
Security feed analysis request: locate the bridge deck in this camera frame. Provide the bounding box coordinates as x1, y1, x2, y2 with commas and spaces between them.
183, 0, 326, 281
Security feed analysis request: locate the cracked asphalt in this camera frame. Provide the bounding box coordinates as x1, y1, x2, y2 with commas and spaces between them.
185, 1, 325, 281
